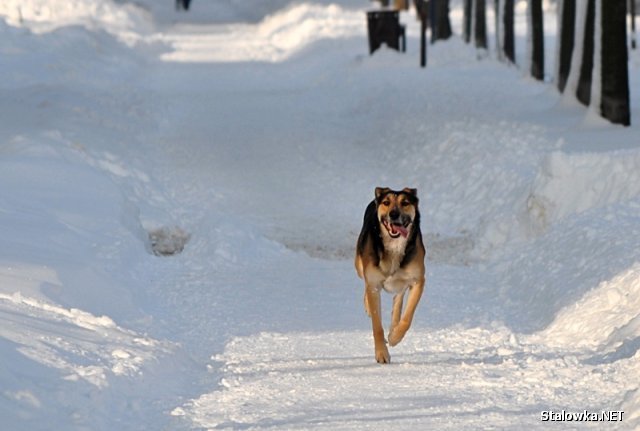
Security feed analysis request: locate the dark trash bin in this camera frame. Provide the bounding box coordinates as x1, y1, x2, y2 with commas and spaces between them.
366, 10, 406, 54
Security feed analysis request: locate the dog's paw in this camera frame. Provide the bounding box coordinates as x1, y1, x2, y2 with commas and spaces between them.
388, 321, 410, 346
375, 346, 391, 364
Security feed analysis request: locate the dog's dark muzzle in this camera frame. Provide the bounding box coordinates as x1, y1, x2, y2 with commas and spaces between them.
383, 213, 412, 239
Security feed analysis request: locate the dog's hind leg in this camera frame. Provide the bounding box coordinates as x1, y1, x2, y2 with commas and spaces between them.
389, 292, 404, 336
365, 286, 390, 364
388, 277, 424, 346
363, 291, 371, 316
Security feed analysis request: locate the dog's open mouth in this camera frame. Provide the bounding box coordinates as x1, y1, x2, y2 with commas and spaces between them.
383, 221, 409, 239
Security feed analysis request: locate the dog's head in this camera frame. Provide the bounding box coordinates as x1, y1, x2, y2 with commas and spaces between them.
375, 187, 419, 239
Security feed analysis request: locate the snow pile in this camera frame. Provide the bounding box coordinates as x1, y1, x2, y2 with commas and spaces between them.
527, 150, 640, 231
0, 138, 181, 428
0, 138, 149, 320
492, 146, 640, 344
0, 0, 151, 42
404, 119, 561, 255
158, 3, 364, 63
256, 4, 363, 54
542, 264, 640, 351
0, 289, 169, 387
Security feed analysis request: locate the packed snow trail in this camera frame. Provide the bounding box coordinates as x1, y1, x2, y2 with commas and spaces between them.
1, 1, 639, 430
174, 329, 636, 430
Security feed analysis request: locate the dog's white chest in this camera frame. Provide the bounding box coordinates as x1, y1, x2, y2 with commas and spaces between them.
379, 250, 411, 294
383, 234, 407, 258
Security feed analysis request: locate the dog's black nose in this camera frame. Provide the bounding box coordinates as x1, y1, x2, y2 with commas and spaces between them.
389, 209, 400, 220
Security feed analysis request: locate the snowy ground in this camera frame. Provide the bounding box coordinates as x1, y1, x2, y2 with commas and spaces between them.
1, 0, 640, 429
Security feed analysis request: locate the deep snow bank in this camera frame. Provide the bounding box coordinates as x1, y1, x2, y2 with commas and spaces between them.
527, 150, 640, 231
0, 138, 149, 317
0, 4, 188, 427
488, 142, 640, 336
0, 0, 152, 43
542, 263, 640, 351
1, 0, 119, 25
0, 138, 178, 429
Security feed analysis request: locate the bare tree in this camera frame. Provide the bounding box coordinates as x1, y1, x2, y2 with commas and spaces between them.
576, 0, 595, 106
598, 0, 630, 125
431, 0, 453, 42
475, 0, 488, 49
630, 0, 637, 49
556, 0, 576, 92
529, 0, 544, 80
496, 0, 516, 64
464, 0, 472, 43
561, 0, 630, 126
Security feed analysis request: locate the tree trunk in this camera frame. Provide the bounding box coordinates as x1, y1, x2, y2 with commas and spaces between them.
495, 0, 501, 59
557, 0, 575, 92
431, 0, 453, 42
475, 0, 487, 49
529, 0, 544, 80
576, 0, 595, 106
503, 0, 515, 62
630, 0, 637, 49
464, 0, 472, 43
599, 0, 630, 125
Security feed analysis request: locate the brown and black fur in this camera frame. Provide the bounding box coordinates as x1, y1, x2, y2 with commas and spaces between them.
355, 187, 426, 363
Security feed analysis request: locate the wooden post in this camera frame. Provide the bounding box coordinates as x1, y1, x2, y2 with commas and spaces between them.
418, 1, 428, 67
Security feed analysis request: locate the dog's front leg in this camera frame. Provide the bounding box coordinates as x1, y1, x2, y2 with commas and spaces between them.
388, 277, 424, 346
365, 285, 390, 364
389, 292, 404, 336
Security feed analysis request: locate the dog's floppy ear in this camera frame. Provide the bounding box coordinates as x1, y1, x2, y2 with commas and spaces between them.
402, 187, 417, 197
402, 187, 419, 205
375, 187, 390, 202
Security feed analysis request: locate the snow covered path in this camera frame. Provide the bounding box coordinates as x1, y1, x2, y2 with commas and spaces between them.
147, 7, 640, 429
1, 1, 640, 430
176, 329, 636, 430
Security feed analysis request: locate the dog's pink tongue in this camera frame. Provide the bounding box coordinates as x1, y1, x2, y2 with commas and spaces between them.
394, 225, 408, 238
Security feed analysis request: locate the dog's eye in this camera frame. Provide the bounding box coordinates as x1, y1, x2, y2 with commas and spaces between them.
382, 200, 390, 206
400, 201, 410, 207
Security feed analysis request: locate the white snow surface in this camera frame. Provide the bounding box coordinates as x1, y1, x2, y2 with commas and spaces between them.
1, 0, 640, 429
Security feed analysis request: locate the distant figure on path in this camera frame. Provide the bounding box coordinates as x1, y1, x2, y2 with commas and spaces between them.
176, 0, 191, 11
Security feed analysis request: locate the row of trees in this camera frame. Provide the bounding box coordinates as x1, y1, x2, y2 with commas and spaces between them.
428, 0, 633, 126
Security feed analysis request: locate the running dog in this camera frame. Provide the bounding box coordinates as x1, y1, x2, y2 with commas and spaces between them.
354, 187, 425, 363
